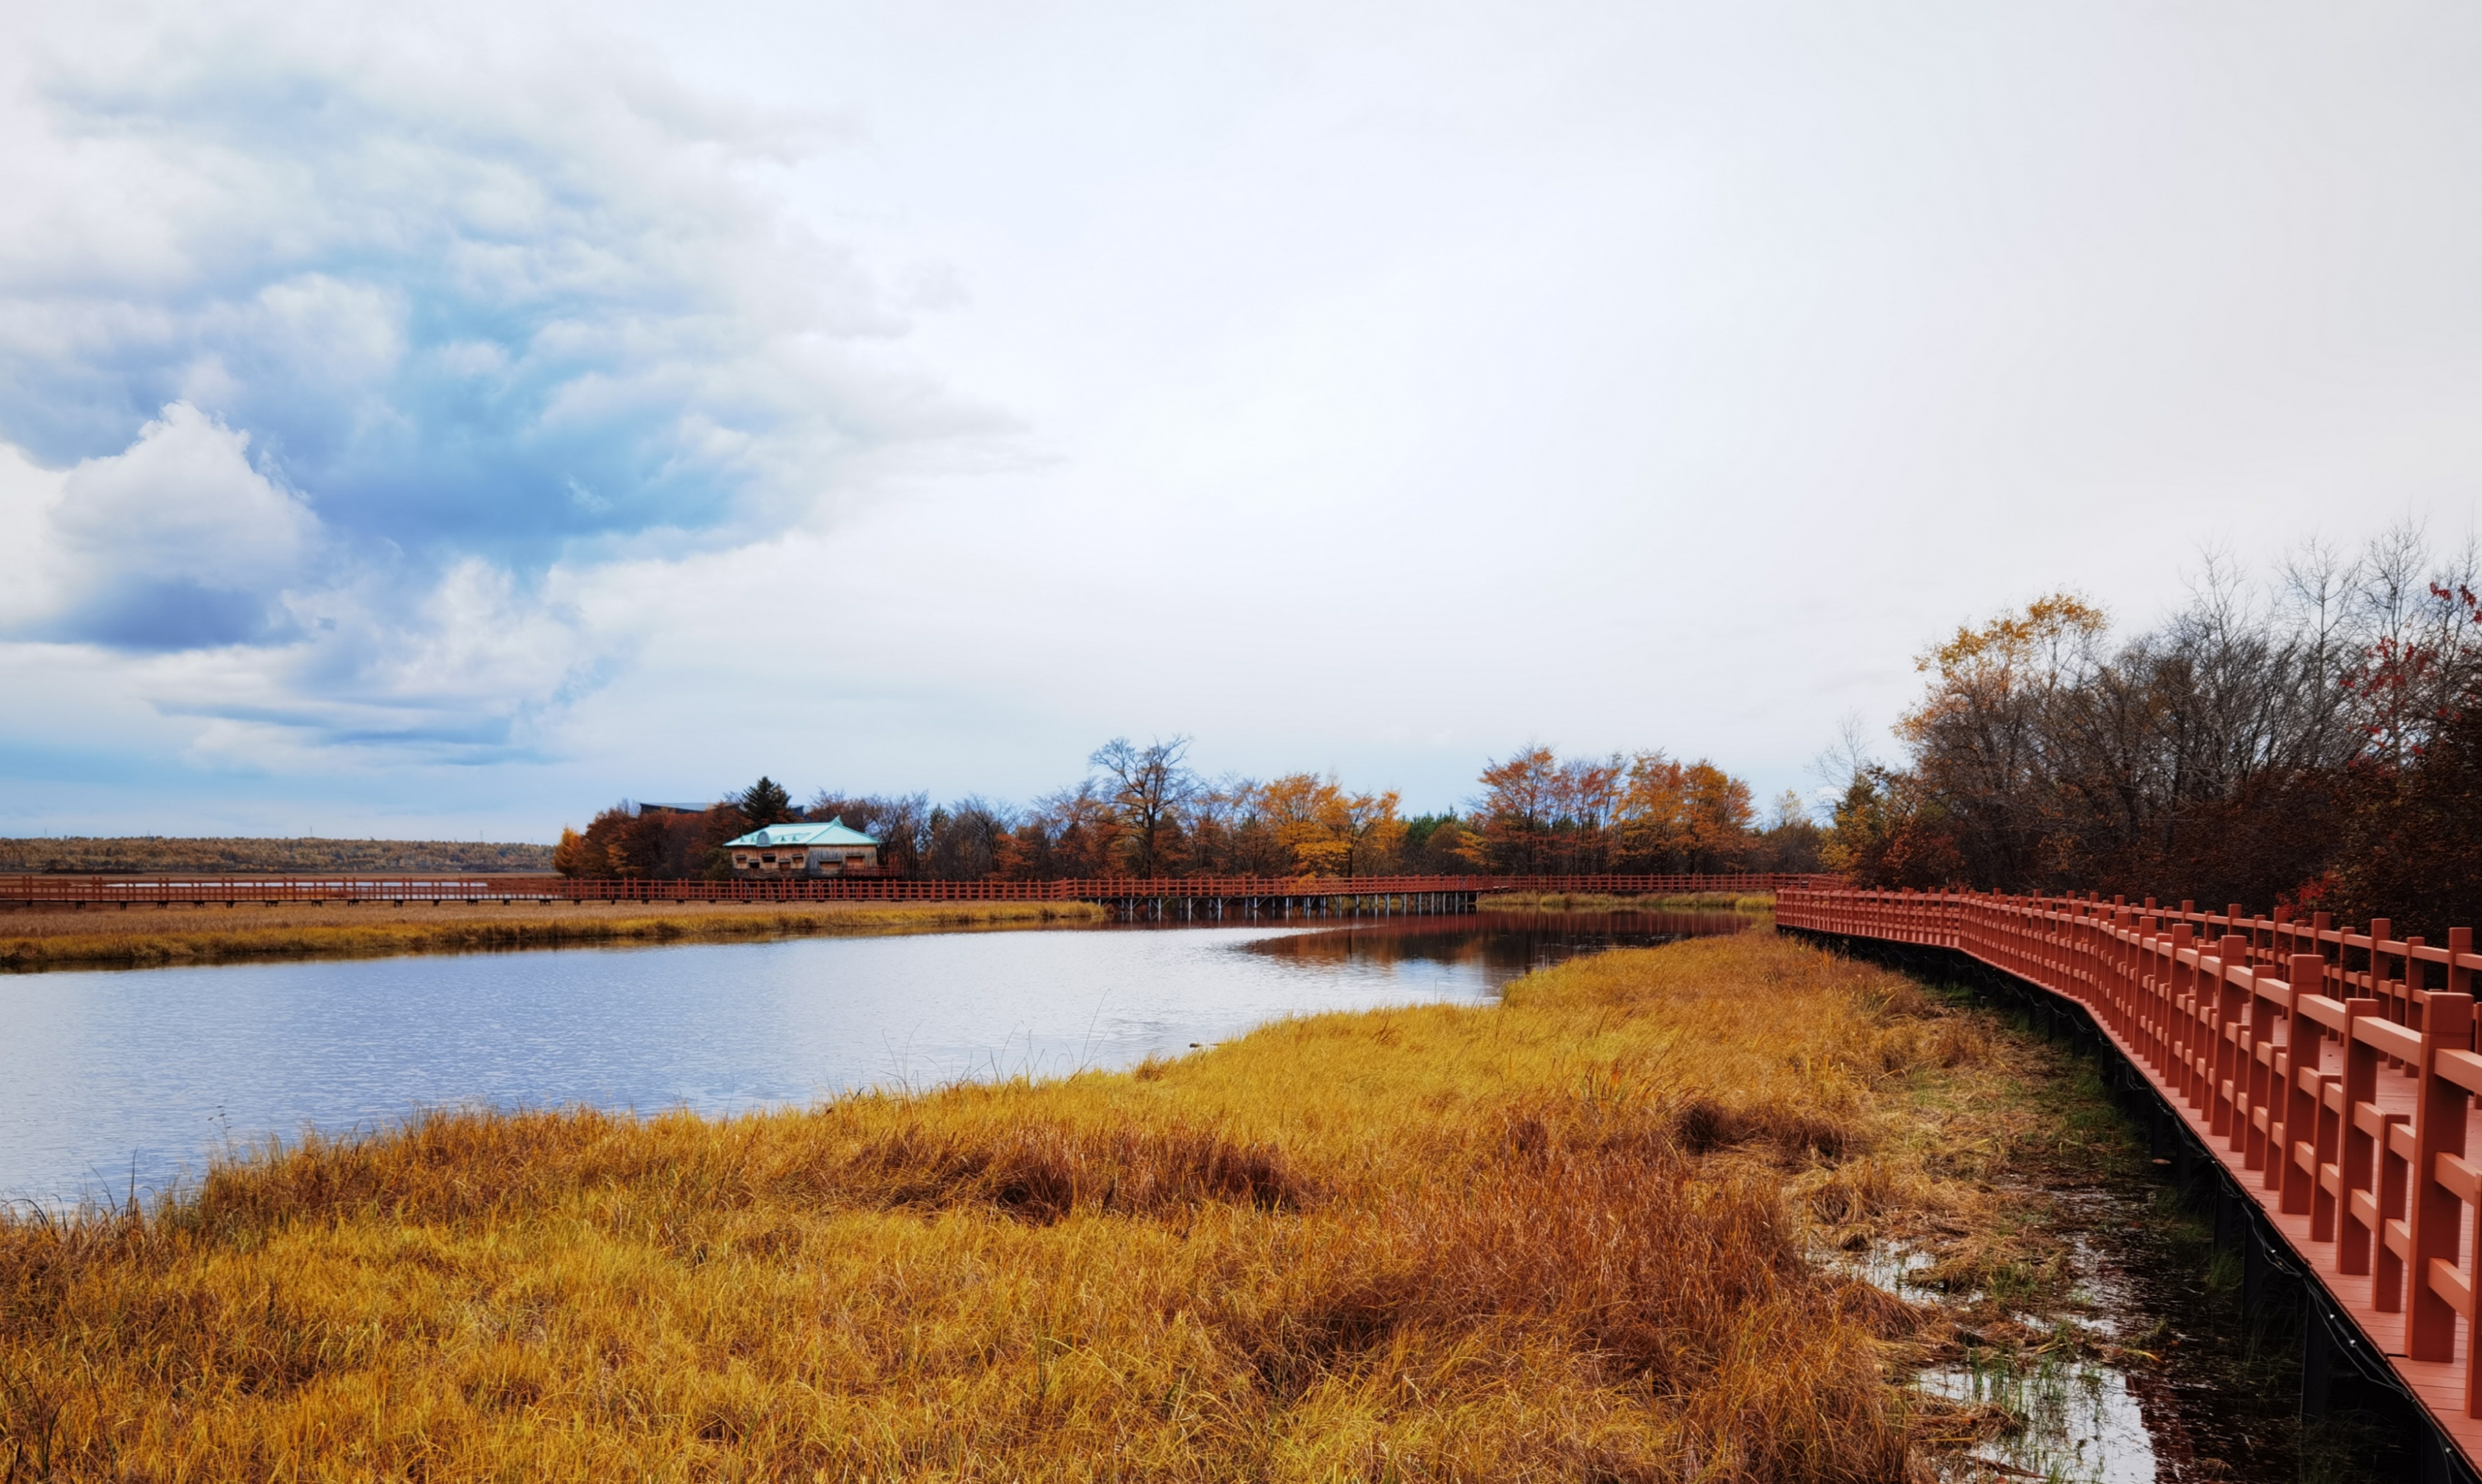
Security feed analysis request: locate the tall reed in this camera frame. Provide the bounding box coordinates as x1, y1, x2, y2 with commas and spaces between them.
3, 932, 2058, 1481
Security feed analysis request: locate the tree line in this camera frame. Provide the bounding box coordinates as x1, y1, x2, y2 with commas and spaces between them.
555, 739, 1824, 882
1827, 526, 2482, 938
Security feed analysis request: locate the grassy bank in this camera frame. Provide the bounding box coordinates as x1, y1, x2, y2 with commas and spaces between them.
0, 931, 2099, 1481
0, 899, 1106, 973
0, 836, 554, 874
1479, 890, 1775, 913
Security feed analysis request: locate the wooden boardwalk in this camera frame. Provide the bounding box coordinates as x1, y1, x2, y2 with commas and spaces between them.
1782, 886, 2482, 1476
0, 870, 1829, 914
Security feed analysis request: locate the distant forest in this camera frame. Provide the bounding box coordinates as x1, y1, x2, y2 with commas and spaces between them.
1827, 527, 2482, 940
556, 743, 1827, 884
0, 837, 555, 875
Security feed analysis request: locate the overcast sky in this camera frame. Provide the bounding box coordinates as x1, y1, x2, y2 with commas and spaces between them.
3, 0, 2479, 839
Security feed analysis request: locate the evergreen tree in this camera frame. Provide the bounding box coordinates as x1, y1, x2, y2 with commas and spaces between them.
737, 776, 797, 827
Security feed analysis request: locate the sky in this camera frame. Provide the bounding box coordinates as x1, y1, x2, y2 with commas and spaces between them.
3, 0, 2480, 840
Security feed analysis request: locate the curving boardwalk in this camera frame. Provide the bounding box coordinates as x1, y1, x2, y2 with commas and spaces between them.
1781, 885, 2482, 1476
0, 870, 1830, 913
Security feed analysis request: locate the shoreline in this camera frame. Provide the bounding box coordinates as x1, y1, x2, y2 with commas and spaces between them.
0, 930, 2167, 1478
0, 898, 1108, 973
1, 889, 1778, 974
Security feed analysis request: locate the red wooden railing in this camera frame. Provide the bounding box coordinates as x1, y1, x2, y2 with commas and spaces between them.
0, 871, 1834, 907
1780, 885, 2482, 1464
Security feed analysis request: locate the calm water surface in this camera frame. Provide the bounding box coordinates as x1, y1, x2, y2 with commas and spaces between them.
1, 910, 1745, 1206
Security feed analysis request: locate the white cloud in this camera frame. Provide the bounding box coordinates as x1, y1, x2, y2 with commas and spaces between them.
7, 402, 315, 649
3, 401, 618, 763
0, 3, 1003, 776
58, 403, 315, 583
6, 0, 2482, 837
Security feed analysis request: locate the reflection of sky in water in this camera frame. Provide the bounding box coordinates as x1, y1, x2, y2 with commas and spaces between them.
1921, 1360, 2155, 1484
1859, 1204, 2161, 1482
1245, 911, 1751, 988
1, 914, 1741, 1207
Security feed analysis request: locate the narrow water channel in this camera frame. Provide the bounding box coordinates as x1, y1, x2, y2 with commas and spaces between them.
1892, 989, 2393, 1484
0, 910, 1743, 1208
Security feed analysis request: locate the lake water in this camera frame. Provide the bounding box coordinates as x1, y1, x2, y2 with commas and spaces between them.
0, 910, 1746, 1208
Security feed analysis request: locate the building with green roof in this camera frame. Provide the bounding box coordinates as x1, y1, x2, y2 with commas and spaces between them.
722, 818, 882, 877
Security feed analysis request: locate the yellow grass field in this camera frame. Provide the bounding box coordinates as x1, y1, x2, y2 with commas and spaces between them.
0, 930, 2105, 1481
0, 899, 1107, 973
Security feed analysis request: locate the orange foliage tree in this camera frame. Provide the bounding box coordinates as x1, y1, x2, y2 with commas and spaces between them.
1466, 746, 1761, 873
1260, 773, 1407, 877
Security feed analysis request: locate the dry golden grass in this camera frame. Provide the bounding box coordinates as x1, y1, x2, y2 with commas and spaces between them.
0, 931, 2080, 1481
0, 899, 1106, 972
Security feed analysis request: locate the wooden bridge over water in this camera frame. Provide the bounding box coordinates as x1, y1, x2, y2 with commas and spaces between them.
0, 871, 1828, 919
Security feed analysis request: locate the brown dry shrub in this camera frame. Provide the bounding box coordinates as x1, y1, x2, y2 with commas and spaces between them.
838, 1117, 1303, 1222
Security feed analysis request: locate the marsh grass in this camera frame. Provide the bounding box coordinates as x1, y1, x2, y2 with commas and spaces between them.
0, 899, 1106, 973
3, 932, 2093, 1481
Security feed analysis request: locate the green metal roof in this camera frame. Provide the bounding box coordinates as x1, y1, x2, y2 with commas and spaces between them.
723, 818, 880, 849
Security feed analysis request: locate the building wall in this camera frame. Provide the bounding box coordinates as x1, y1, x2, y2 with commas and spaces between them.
730, 844, 879, 875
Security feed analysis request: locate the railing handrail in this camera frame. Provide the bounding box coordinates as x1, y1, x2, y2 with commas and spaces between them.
0, 870, 1837, 904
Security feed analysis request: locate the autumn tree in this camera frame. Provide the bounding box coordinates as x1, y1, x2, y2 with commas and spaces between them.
1091, 737, 1197, 877
1186, 778, 1290, 877
1466, 745, 1759, 873
552, 826, 601, 878
1841, 529, 2482, 905
1820, 768, 1963, 888
1749, 790, 1826, 873
998, 783, 1118, 879
1611, 752, 1690, 868
1260, 773, 1407, 877
1680, 763, 1755, 870
1894, 593, 2110, 888
807, 791, 932, 875
2325, 581, 2482, 938
1468, 746, 1561, 870
921, 798, 1012, 879
558, 802, 662, 879
1604, 752, 1756, 871
1400, 815, 1476, 873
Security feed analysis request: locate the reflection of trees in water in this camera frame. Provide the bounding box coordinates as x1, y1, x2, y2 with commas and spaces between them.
1244, 912, 1751, 974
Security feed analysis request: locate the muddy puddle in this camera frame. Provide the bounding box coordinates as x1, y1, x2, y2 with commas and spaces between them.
1868, 1174, 2358, 1482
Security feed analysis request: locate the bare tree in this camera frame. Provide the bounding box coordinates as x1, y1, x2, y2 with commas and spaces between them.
922, 796, 1014, 879
1851, 524, 2482, 907
807, 789, 931, 874
1090, 736, 1197, 878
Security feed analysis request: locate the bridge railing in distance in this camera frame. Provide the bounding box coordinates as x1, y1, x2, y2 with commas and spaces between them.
1779, 884, 2482, 1464
0, 871, 1839, 906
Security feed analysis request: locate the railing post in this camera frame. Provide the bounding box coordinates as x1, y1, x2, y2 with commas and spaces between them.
2214, 934, 2250, 1140
2408, 991, 2474, 1360
2340, 996, 2386, 1278
2246, 963, 2279, 1177
2175, 919, 2202, 1107
2282, 954, 2325, 1217
2162, 923, 2191, 1081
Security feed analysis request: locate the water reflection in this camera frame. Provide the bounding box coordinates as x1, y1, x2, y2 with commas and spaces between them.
1244, 911, 1753, 987
1, 912, 1750, 1208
